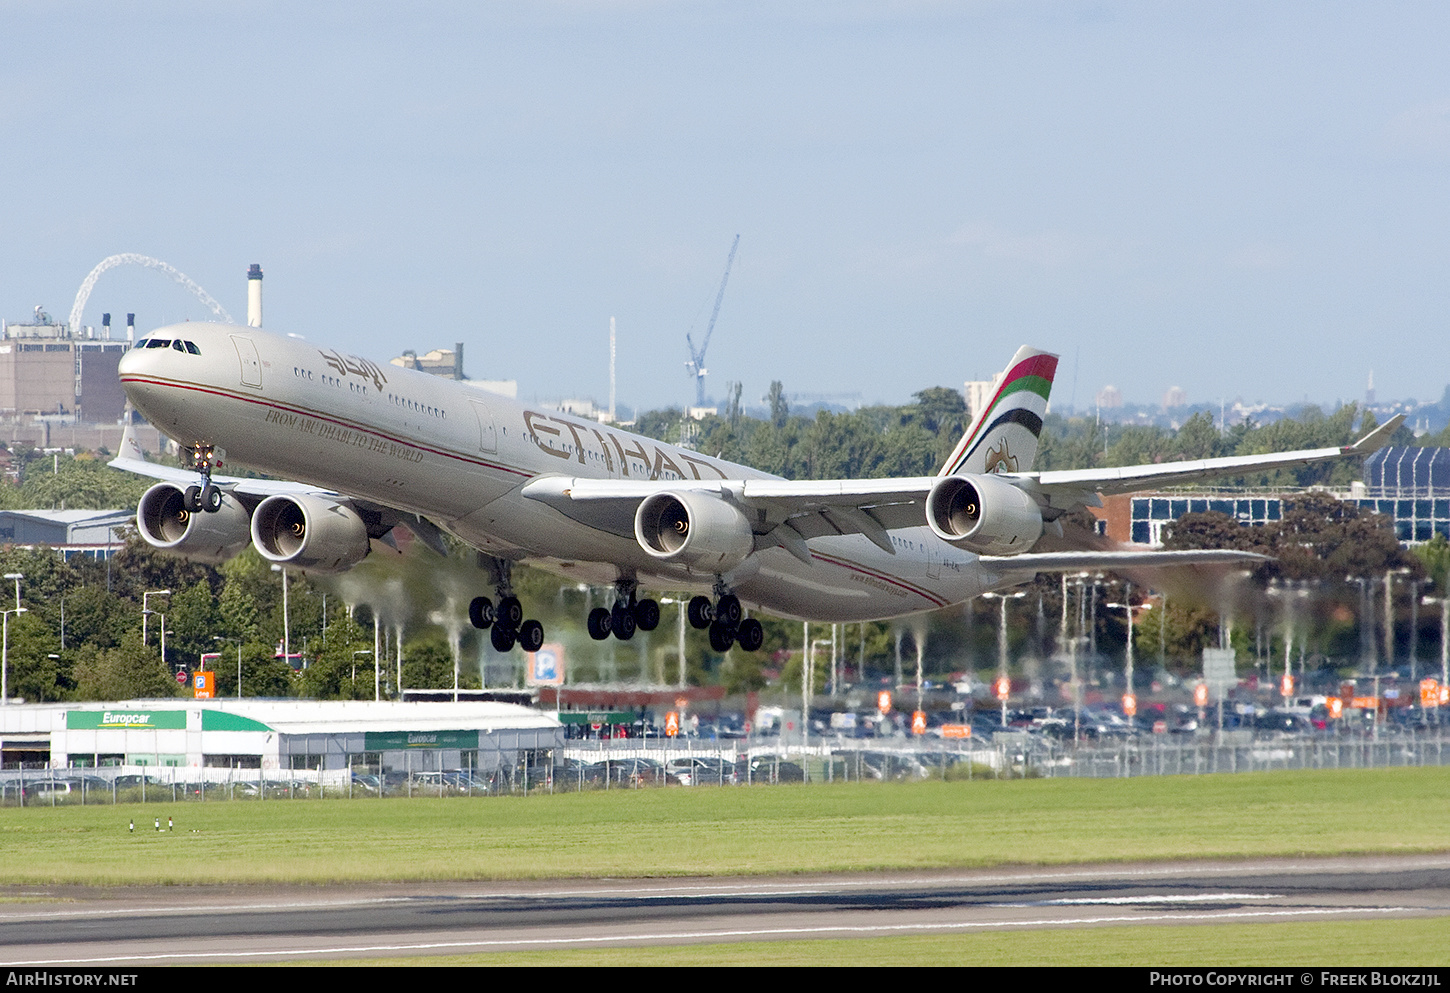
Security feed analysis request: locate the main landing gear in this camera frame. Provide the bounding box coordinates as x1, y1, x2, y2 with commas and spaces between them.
587, 580, 661, 642
468, 559, 545, 654
686, 583, 764, 653
182, 443, 223, 513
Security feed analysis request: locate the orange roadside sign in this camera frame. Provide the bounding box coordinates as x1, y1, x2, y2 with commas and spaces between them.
940, 724, 971, 739
1327, 697, 1344, 719
1122, 693, 1137, 717
911, 710, 927, 735
665, 711, 680, 737
994, 676, 1010, 700
1421, 679, 1440, 707
1280, 673, 1294, 697
877, 691, 892, 714
1193, 683, 1209, 708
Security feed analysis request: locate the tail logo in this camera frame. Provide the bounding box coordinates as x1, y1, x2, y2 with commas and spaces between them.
983, 440, 1019, 474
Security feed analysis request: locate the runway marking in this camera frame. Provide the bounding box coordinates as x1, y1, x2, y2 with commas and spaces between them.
2, 905, 1427, 965
1032, 894, 1284, 906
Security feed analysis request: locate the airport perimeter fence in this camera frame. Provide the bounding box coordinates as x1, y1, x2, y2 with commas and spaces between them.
5, 730, 1450, 806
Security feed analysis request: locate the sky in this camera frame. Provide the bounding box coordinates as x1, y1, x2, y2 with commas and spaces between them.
3, 1, 1448, 415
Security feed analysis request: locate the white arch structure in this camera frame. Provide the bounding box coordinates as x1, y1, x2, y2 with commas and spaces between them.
69, 254, 235, 336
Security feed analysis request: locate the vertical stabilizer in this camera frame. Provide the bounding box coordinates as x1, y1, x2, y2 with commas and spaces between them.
939, 346, 1058, 476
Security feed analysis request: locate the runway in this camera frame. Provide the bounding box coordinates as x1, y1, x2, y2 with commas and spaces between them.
3, 854, 1450, 964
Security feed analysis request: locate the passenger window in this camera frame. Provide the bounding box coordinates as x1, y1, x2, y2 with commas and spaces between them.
184, 341, 200, 355
147, 339, 171, 349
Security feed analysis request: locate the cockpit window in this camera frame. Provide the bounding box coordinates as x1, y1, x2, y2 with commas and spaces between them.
134, 339, 149, 348
146, 339, 171, 349
184, 341, 201, 355
172, 339, 185, 352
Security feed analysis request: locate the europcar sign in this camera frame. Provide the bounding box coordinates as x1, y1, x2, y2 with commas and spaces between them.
67, 710, 187, 730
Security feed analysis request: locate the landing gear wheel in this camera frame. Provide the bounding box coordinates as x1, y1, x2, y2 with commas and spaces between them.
633, 598, 660, 632
708, 621, 736, 652
687, 596, 713, 630
715, 594, 743, 628
183, 485, 202, 513
490, 624, 517, 653
611, 603, 637, 641
497, 596, 524, 629
736, 618, 765, 653
468, 596, 495, 630
202, 483, 222, 513
587, 607, 612, 641
518, 619, 544, 653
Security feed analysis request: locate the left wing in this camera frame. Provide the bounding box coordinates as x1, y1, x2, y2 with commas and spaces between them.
108, 420, 451, 557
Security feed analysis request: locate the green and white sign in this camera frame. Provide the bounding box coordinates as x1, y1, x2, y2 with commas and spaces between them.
67, 710, 187, 730
364, 730, 479, 750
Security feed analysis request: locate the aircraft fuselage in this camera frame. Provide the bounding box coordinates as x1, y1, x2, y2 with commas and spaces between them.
119, 323, 1018, 622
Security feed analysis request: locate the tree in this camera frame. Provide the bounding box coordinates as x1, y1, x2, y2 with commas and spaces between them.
72, 635, 180, 701
766, 381, 789, 429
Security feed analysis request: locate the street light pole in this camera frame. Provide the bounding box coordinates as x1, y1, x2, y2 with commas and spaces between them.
1, 606, 28, 705
142, 589, 170, 646
982, 590, 1025, 727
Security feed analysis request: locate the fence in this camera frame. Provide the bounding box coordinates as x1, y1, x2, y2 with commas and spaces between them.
4, 731, 1449, 806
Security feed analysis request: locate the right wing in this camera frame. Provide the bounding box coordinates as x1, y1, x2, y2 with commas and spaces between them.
522, 417, 1401, 566
1025, 415, 1404, 509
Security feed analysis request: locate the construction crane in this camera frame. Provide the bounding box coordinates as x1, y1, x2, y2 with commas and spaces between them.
685, 234, 740, 408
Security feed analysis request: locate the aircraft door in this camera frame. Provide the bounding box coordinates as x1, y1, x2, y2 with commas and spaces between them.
926, 539, 942, 580
470, 399, 497, 454
231, 335, 262, 389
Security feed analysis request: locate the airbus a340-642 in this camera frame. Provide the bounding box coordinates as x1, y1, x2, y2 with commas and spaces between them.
113, 326, 1401, 654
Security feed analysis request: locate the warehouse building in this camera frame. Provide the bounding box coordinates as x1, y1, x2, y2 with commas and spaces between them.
0, 699, 564, 775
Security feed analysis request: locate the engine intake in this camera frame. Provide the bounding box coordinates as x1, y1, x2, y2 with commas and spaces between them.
926, 473, 1043, 555
251, 494, 371, 574
635, 490, 754, 574
136, 483, 251, 564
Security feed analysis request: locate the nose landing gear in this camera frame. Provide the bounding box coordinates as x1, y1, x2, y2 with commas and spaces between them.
183, 443, 225, 513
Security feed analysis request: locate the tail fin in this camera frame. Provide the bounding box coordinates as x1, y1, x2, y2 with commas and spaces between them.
939, 346, 1058, 476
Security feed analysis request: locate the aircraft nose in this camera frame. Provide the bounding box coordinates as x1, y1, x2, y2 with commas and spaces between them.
117, 346, 147, 377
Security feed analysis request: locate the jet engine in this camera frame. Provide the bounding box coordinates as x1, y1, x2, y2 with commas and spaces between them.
250, 494, 371, 574
635, 490, 754, 574
135, 482, 252, 564
925, 473, 1043, 555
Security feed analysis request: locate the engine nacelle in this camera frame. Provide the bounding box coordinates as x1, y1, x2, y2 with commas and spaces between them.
136, 483, 251, 564
251, 494, 371, 575
925, 473, 1043, 555
635, 490, 754, 574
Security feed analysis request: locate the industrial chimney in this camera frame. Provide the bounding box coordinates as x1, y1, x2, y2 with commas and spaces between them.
126, 314, 135, 343
102, 313, 111, 341
247, 264, 263, 327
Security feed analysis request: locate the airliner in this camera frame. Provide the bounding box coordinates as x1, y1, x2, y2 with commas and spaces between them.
113, 326, 1401, 655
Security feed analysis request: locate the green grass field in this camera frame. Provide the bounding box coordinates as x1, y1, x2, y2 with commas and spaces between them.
298, 919, 1450, 967
3, 766, 1450, 885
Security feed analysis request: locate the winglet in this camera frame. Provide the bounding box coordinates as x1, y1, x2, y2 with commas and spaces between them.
117, 406, 147, 463
1343, 414, 1405, 456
